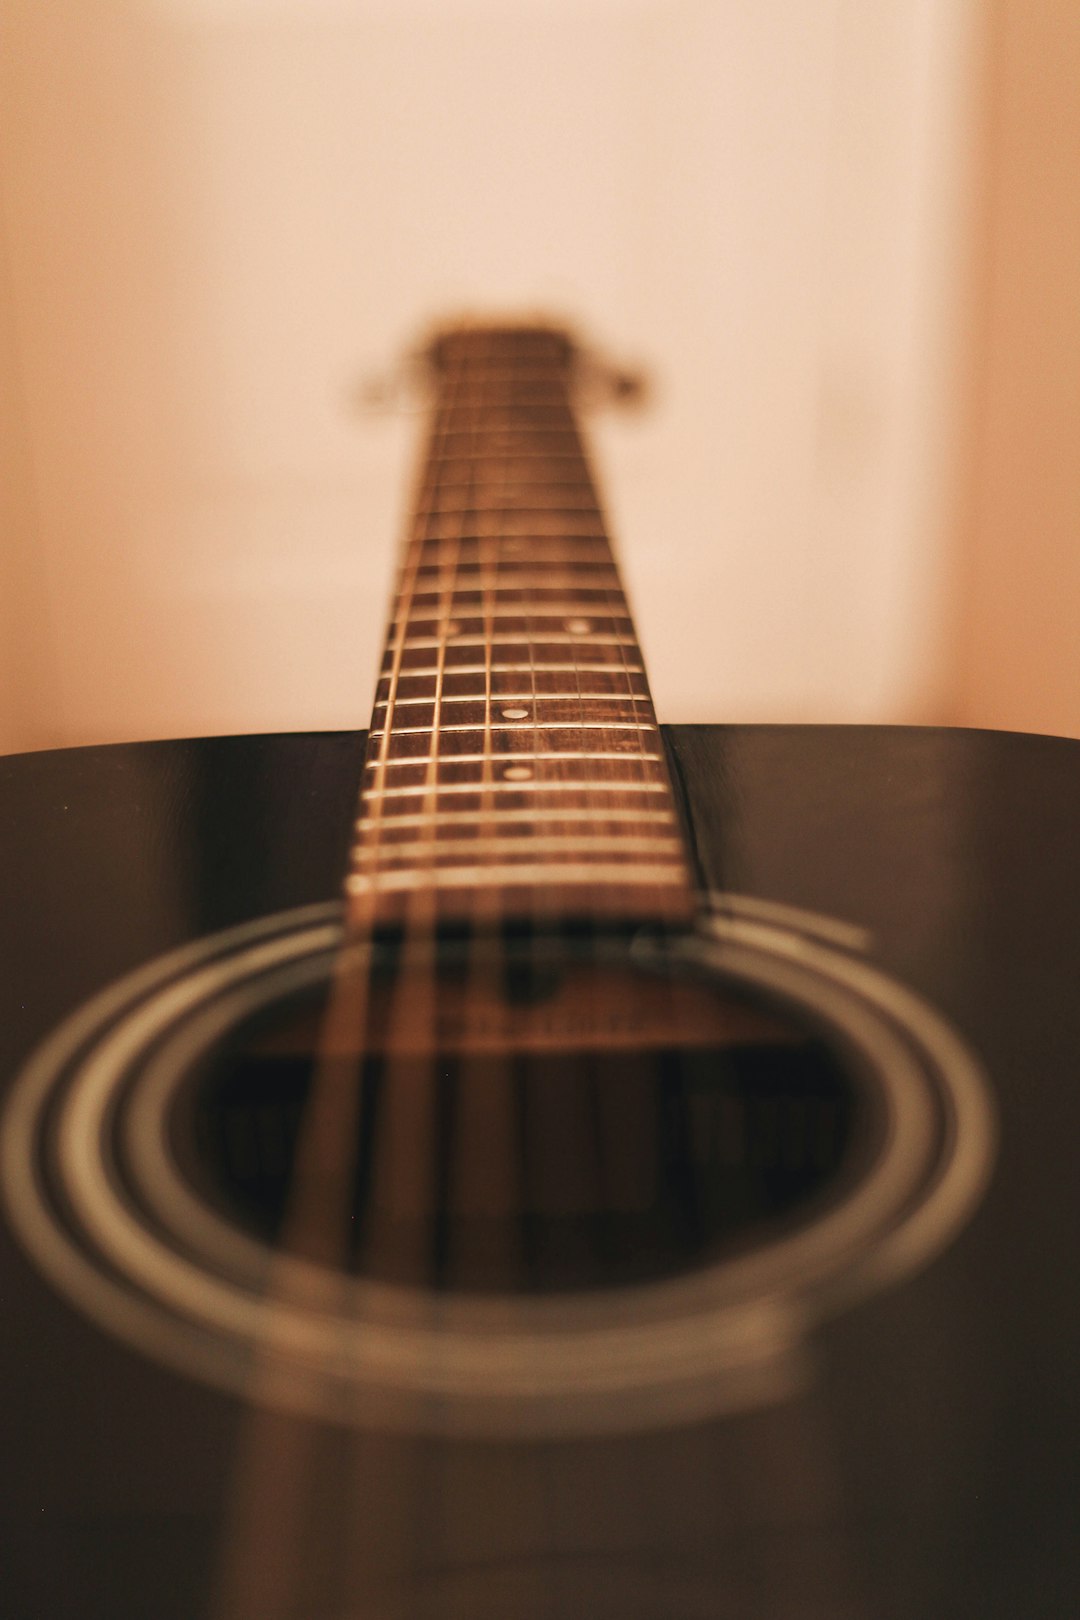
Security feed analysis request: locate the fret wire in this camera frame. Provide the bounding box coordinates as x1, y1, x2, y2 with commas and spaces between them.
439, 378, 572, 392
437, 424, 579, 437
373, 692, 652, 708
393, 614, 633, 635
407, 532, 612, 547
447, 365, 572, 389
347, 862, 688, 894
398, 612, 631, 628
434, 410, 573, 430
356, 842, 693, 868
420, 474, 598, 494
414, 498, 601, 516
427, 434, 582, 450
437, 374, 575, 389
434, 423, 576, 440
402, 557, 617, 576
436, 393, 574, 410
368, 721, 657, 738
407, 539, 611, 553
419, 489, 601, 509
440, 381, 573, 394
364, 779, 672, 801
406, 587, 622, 605
414, 516, 609, 540
404, 537, 616, 556
397, 634, 638, 651
365, 752, 666, 769
403, 596, 625, 614
436, 404, 573, 415
404, 598, 626, 618
378, 663, 646, 678
395, 618, 637, 638
415, 491, 600, 510
400, 616, 632, 632
439, 383, 572, 395
356, 808, 678, 829
437, 405, 574, 420
402, 572, 622, 592
424, 453, 590, 470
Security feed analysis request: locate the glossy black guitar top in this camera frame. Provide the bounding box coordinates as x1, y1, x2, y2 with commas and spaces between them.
2, 721, 1079, 1619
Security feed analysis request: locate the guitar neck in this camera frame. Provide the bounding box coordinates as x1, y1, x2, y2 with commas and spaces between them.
345, 324, 696, 930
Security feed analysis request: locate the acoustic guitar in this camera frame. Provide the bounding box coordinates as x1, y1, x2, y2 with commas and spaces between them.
1, 324, 1078, 1618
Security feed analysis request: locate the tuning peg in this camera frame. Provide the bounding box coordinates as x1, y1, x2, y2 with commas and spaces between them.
347, 351, 434, 416
572, 349, 651, 411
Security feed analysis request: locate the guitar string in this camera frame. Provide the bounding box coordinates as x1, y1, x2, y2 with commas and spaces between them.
380, 335, 689, 1321
386, 338, 683, 1594
433, 335, 580, 1598
518, 348, 696, 1574
443, 350, 520, 1311
466, 338, 557, 1581
350, 328, 469, 1286
421, 332, 562, 1599
460, 337, 536, 1314
394, 345, 475, 1594
338, 338, 693, 1607
485, 342, 621, 1605
593, 401, 705, 1266
573, 357, 667, 1582
400, 337, 504, 1575
340, 338, 500, 1601
211, 347, 477, 1619
519, 342, 577, 1615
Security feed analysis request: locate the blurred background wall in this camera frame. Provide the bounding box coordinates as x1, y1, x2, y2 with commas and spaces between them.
945, 0, 1080, 739
0, 0, 1076, 755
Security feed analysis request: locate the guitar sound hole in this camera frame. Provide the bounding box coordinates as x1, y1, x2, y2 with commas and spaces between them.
169, 944, 873, 1294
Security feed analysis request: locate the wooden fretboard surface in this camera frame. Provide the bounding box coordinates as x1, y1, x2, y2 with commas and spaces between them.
345, 325, 696, 930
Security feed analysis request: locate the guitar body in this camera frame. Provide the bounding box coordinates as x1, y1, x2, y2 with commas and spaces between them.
1, 721, 1078, 1618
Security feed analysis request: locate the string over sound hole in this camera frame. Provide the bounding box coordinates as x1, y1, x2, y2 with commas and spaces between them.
170, 938, 872, 1295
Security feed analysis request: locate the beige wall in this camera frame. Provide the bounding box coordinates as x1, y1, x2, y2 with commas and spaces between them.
948, 0, 1080, 738
1, 1, 979, 753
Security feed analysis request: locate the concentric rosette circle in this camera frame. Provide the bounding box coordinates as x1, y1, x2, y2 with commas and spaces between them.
1, 896, 995, 1437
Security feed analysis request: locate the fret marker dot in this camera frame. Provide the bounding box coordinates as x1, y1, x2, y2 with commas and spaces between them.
566, 617, 591, 634
503, 764, 533, 781
501, 706, 530, 720
445, 620, 462, 636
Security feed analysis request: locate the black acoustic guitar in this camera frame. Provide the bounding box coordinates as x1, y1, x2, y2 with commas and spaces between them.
2, 325, 1078, 1619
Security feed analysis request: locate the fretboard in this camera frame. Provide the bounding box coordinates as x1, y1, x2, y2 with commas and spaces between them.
345, 325, 696, 930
